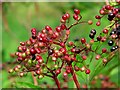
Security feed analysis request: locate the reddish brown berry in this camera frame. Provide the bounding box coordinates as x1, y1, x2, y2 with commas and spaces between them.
30, 48, 36, 55
65, 13, 70, 19
95, 54, 101, 60
36, 55, 42, 60
63, 72, 68, 77
73, 14, 79, 20
103, 58, 107, 63
102, 48, 107, 53
55, 69, 61, 75
62, 14, 67, 20
103, 29, 108, 34
74, 66, 79, 71
82, 55, 87, 60
60, 42, 65, 47
95, 15, 101, 19
81, 38, 86, 44
56, 26, 61, 32
74, 9, 80, 15
45, 25, 52, 31
99, 9, 105, 15
96, 21, 101, 26
59, 48, 66, 54
61, 24, 66, 30
105, 5, 112, 10
88, 20, 93, 25
85, 69, 90, 74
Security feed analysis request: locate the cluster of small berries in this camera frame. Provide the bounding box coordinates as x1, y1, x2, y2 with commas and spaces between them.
8, 1, 120, 89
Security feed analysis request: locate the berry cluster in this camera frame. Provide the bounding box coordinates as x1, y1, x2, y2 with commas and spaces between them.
95, 1, 120, 26
8, 1, 120, 89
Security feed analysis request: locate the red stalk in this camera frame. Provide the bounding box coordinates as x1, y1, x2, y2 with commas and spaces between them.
70, 64, 80, 89
53, 76, 61, 90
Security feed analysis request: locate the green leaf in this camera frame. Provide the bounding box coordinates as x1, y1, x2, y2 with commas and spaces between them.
15, 82, 41, 88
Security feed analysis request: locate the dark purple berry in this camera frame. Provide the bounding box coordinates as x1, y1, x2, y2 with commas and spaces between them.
89, 33, 94, 39
108, 40, 114, 46
110, 46, 116, 52
110, 30, 116, 35
90, 29, 96, 35
108, 13, 115, 21
48, 49, 54, 55
32, 55, 36, 60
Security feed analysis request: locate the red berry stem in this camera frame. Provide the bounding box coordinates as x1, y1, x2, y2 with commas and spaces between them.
53, 76, 61, 90
67, 20, 87, 30
69, 64, 80, 89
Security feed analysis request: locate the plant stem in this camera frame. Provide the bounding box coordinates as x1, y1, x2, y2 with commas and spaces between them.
53, 76, 61, 90
70, 64, 80, 89
86, 74, 90, 89
31, 71, 38, 86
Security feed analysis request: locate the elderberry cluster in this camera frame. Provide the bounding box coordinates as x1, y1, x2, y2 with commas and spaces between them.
8, 1, 120, 89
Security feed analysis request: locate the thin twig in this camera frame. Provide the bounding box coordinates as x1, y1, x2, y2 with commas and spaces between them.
31, 71, 38, 86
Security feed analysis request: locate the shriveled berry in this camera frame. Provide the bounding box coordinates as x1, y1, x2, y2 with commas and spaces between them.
108, 40, 114, 46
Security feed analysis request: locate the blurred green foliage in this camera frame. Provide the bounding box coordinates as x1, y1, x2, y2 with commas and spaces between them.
2, 2, 119, 88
